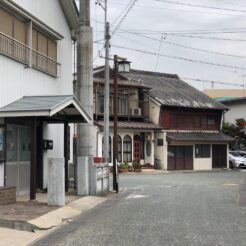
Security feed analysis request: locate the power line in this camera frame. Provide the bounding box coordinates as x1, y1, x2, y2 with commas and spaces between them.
155, 0, 246, 13
106, 1, 240, 16
111, 0, 138, 36
113, 28, 246, 59
110, 44, 246, 71
182, 77, 244, 87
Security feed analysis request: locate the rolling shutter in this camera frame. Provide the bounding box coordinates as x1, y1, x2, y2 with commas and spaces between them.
0, 8, 13, 37
37, 32, 47, 55
48, 39, 57, 60
13, 17, 26, 44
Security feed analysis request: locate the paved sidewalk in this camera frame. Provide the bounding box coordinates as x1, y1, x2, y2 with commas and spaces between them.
0, 196, 107, 246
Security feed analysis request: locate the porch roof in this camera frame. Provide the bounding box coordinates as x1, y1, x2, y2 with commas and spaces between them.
166, 131, 234, 142
0, 95, 91, 123
95, 120, 162, 130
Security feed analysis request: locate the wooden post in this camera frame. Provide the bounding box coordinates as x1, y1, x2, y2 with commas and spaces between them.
30, 117, 37, 200
113, 55, 119, 193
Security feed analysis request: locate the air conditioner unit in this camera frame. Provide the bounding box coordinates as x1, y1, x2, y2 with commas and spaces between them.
131, 107, 141, 116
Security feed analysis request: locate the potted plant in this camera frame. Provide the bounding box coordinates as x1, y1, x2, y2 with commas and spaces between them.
119, 162, 129, 173
132, 159, 142, 172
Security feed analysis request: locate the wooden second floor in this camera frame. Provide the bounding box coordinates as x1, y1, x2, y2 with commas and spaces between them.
93, 80, 150, 121
160, 108, 222, 131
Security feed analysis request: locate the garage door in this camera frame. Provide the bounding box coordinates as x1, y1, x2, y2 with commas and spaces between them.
212, 144, 227, 168
168, 145, 193, 170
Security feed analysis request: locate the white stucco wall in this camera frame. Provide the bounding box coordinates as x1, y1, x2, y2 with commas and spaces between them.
224, 104, 246, 125
154, 132, 166, 169
97, 129, 155, 166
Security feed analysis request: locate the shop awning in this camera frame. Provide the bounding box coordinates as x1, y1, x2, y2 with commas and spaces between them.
0, 95, 91, 123
166, 131, 234, 143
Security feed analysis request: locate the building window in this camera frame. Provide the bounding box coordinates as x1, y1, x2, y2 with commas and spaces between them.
0, 7, 59, 77
97, 95, 113, 114
146, 140, 151, 157
157, 139, 163, 146
195, 144, 210, 158
118, 95, 128, 115
117, 135, 122, 162
102, 136, 111, 163
123, 135, 132, 162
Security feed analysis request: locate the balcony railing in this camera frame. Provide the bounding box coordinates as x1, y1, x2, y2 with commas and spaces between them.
95, 99, 150, 119
0, 32, 60, 77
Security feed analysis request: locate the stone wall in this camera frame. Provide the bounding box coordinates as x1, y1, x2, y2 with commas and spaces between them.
0, 187, 16, 205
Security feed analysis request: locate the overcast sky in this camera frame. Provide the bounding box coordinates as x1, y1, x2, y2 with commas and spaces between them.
88, 0, 246, 91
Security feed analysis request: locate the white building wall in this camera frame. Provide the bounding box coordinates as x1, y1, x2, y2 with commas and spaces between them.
166, 140, 229, 170
224, 104, 246, 125
154, 132, 166, 169
97, 129, 155, 166
0, 1, 74, 189
149, 100, 161, 125
0, 0, 73, 109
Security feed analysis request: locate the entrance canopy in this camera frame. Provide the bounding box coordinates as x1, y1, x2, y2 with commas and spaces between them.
0, 95, 91, 123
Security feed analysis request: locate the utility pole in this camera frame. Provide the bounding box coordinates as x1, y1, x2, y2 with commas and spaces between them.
113, 55, 119, 193
76, 0, 95, 195
103, 0, 110, 164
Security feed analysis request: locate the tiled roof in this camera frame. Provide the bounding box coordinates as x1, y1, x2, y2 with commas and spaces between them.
93, 78, 150, 89
167, 131, 234, 142
121, 70, 227, 110
220, 96, 246, 105
95, 121, 162, 130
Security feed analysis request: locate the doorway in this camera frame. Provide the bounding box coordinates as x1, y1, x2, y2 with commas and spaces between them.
6, 124, 31, 195
212, 144, 227, 168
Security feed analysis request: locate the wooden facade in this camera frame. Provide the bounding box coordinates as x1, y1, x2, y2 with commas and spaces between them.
161, 108, 222, 130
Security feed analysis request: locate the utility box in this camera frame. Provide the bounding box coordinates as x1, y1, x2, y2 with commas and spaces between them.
43, 140, 53, 150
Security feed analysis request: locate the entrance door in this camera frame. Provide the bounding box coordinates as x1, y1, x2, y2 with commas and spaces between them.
6, 125, 31, 195
212, 144, 227, 168
134, 135, 141, 161
168, 145, 193, 170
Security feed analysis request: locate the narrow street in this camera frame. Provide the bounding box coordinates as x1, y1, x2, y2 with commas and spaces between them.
33, 171, 246, 246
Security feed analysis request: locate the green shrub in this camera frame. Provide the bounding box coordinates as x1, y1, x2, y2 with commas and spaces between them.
119, 162, 129, 169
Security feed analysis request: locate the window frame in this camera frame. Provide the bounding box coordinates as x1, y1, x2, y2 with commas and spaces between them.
123, 135, 132, 162
195, 144, 211, 158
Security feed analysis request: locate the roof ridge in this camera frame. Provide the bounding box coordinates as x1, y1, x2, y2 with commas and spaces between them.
129, 69, 179, 79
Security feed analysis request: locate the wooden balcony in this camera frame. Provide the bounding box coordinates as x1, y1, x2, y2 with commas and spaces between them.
0, 32, 60, 77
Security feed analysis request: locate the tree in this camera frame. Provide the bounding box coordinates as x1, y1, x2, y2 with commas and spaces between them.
222, 118, 246, 149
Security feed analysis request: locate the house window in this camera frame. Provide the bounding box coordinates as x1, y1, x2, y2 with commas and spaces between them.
97, 95, 113, 114
195, 144, 210, 158
102, 136, 111, 163
157, 139, 163, 146
117, 135, 122, 162
118, 95, 128, 115
0, 7, 59, 77
123, 135, 132, 162
32, 28, 58, 76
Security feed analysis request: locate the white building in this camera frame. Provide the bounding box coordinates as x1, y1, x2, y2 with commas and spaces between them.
0, 0, 90, 199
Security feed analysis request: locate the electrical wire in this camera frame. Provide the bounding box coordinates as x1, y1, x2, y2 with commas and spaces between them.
155, 0, 246, 13
109, 44, 246, 71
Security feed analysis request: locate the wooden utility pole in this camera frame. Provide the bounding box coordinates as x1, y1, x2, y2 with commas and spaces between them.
113, 55, 119, 193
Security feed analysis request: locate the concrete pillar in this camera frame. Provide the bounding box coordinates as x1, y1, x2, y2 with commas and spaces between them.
77, 156, 89, 196
48, 158, 65, 206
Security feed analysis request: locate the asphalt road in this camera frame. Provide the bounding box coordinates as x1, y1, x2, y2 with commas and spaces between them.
33, 171, 246, 246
